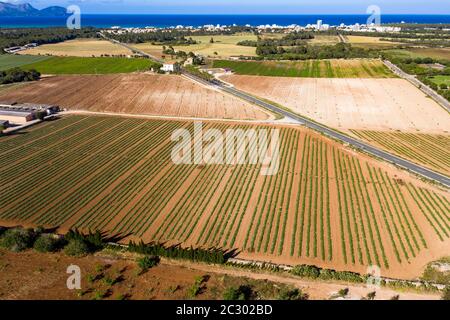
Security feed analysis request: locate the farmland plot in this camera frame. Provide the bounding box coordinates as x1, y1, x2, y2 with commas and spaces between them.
0, 74, 272, 121
0, 115, 448, 279
350, 130, 450, 176
221, 75, 450, 133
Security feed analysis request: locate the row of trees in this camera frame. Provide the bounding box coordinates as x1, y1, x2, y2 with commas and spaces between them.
0, 227, 105, 256
0, 67, 40, 84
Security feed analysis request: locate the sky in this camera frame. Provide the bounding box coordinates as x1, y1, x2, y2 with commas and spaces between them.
3, 0, 449, 14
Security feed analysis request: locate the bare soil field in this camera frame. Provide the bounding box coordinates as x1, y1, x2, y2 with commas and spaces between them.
0, 249, 438, 300
19, 39, 133, 57
0, 74, 271, 121
221, 75, 450, 133
0, 115, 449, 280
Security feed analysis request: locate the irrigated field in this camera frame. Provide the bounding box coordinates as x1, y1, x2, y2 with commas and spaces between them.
21, 56, 157, 74
0, 74, 271, 121
0, 54, 50, 71
350, 130, 450, 176
221, 75, 450, 132
18, 39, 134, 57
213, 59, 394, 78
0, 115, 448, 279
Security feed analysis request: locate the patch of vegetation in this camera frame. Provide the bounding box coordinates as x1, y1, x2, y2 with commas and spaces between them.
0, 228, 35, 252
291, 264, 366, 283
33, 234, 60, 253
22, 56, 160, 74
64, 239, 90, 257
128, 241, 227, 264
0, 55, 50, 71
277, 288, 309, 300
0, 27, 98, 53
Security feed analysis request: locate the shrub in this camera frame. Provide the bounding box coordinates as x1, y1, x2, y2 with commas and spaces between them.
65, 229, 104, 252
0, 228, 35, 252
137, 255, 160, 273
33, 234, 59, 253
291, 265, 320, 278
64, 239, 90, 257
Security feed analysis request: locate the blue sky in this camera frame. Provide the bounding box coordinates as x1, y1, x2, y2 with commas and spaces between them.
5, 0, 449, 14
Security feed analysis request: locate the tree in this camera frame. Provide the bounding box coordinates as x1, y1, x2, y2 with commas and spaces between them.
0, 228, 35, 252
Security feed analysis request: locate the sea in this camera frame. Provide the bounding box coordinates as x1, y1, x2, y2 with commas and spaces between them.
1, 14, 450, 29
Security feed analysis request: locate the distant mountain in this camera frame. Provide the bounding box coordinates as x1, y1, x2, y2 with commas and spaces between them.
0, 1, 68, 17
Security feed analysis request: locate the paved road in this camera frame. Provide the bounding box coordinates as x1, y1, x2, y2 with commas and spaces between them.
100, 34, 450, 187
384, 60, 450, 113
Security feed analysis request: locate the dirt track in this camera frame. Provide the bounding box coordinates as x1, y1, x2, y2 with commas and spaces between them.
221, 75, 450, 133
0, 74, 272, 121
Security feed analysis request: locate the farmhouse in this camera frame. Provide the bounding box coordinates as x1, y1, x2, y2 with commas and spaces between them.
161, 62, 181, 73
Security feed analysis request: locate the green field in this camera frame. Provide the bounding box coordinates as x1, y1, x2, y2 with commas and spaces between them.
21, 56, 158, 74
213, 59, 394, 78
0, 54, 50, 71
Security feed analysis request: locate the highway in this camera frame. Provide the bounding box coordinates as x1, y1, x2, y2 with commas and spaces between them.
102, 33, 450, 187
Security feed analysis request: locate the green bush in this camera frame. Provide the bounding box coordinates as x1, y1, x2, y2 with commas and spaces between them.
33, 234, 59, 253
64, 239, 90, 257
0, 228, 35, 252
137, 255, 160, 272
223, 285, 253, 300
291, 265, 320, 278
